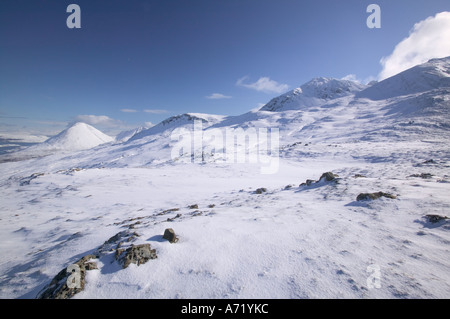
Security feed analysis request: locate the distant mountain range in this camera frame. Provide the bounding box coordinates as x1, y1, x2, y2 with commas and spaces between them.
3, 56, 449, 167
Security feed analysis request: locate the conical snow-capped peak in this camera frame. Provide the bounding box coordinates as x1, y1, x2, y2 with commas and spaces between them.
260, 77, 367, 112
41, 122, 114, 150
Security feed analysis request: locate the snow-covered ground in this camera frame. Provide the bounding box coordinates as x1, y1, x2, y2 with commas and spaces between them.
0, 57, 449, 299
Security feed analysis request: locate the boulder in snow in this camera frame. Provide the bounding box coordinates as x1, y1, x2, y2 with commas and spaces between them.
356, 192, 397, 201
163, 228, 179, 243
115, 244, 157, 269
425, 214, 448, 223
299, 172, 339, 187
319, 172, 339, 182
255, 188, 267, 194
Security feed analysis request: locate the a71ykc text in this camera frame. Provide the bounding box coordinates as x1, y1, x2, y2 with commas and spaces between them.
181, 303, 269, 316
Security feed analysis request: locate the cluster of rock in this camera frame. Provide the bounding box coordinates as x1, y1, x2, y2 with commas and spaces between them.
356, 192, 397, 201
299, 172, 339, 187
19, 172, 44, 186
425, 214, 449, 223
115, 244, 157, 269
255, 188, 267, 194
408, 173, 433, 179
37, 228, 178, 299
37, 254, 98, 299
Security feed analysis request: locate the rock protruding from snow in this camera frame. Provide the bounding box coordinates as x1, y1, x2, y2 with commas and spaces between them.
359, 56, 450, 100
356, 192, 397, 201
37, 254, 98, 299
37, 230, 157, 298
319, 172, 339, 182
255, 188, 268, 194
425, 214, 449, 223
299, 172, 339, 187
163, 228, 179, 243
261, 78, 367, 112
115, 244, 157, 269
34, 122, 114, 151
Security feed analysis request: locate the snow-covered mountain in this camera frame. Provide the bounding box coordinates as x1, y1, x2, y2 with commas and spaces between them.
31, 122, 114, 151
128, 113, 226, 142
260, 77, 367, 112
359, 57, 450, 100
0, 57, 449, 299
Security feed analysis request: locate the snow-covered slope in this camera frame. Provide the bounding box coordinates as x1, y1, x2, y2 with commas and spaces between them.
115, 126, 148, 143
31, 122, 114, 151
359, 57, 450, 100
0, 58, 449, 299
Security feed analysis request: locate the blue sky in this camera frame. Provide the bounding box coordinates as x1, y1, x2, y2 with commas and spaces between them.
1, 0, 449, 137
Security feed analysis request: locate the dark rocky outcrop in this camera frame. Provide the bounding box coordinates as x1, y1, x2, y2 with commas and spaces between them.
319, 172, 339, 182
408, 173, 433, 179
425, 214, 448, 223
96, 230, 139, 255
299, 172, 339, 187
167, 213, 182, 222
163, 228, 179, 243
37, 254, 98, 299
37, 230, 156, 299
255, 188, 267, 194
20, 173, 45, 186
115, 244, 157, 269
356, 192, 397, 201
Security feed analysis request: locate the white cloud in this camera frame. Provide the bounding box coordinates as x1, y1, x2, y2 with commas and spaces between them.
341, 74, 359, 82
236, 76, 289, 94
341, 74, 377, 85
120, 108, 138, 113
73, 115, 118, 126
72, 114, 136, 135
379, 11, 450, 80
205, 93, 232, 99
143, 109, 168, 114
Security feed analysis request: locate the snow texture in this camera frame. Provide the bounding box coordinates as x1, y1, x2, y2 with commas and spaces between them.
0, 57, 449, 299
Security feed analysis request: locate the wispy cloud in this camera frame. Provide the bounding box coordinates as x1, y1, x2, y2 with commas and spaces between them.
236, 76, 289, 94
120, 108, 138, 113
379, 11, 450, 80
341, 74, 377, 85
72, 114, 137, 135
73, 115, 119, 126
143, 109, 169, 114
205, 93, 232, 99
341, 74, 359, 82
